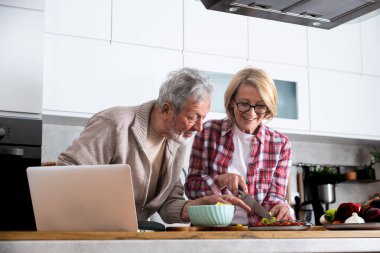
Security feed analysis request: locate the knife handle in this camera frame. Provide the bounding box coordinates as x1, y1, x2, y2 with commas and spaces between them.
238, 185, 249, 198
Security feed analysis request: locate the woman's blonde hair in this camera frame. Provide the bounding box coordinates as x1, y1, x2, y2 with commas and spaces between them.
224, 66, 278, 121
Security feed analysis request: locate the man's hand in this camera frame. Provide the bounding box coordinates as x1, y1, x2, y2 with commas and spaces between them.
180, 194, 251, 222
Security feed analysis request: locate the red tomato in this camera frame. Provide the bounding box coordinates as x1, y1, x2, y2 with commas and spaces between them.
281, 221, 292, 226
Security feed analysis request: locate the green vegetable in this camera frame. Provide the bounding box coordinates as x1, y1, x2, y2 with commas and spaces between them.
324, 208, 337, 222
261, 217, 277, 225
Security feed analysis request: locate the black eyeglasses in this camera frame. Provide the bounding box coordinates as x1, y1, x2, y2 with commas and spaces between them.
234, 98, 268, 114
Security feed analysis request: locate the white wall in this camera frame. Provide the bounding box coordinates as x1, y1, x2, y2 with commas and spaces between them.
0, 2, 44, 116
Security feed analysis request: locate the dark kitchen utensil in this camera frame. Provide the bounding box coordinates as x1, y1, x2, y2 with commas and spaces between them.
138, 220, 165, 231
238, 186, 272, 219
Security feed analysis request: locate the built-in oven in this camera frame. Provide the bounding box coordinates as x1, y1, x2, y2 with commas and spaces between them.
0, 116, 42, 230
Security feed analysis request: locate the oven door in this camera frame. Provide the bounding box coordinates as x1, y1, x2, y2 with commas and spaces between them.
0, 145, 41, 230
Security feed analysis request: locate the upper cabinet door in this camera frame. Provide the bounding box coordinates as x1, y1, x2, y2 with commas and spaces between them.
249, 61, 310, 133
112, 0, 183, 50
0, 0, 44, 10
45, 0, 111, 40
309, 69, 380, 139
184, 0, 248, 58
43, 35, 182, 116
308, 23, 361, 73
0, 7, 43, 114
361, 15, 380, 76
248, 18, 308, 66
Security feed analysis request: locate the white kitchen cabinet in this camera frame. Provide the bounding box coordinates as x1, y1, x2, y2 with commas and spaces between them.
249, 61, 310, 133
112, 0, 183, 50
184, 53, 310, 134
45, 0, 111, 40
309, 69, 380, 139
248, 18, 308, 66
184, 0, 248, 58
0, 0, 44, 10
43, 35, 182, 116
308, 23, 361, 73
360, 14, 380, 77
184, 52, 248, 76
184, 52, 248, 120
0, 6, 43, 115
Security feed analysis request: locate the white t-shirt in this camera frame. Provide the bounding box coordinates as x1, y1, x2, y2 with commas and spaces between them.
229, 124, 253, 225
146, 127, 166, 202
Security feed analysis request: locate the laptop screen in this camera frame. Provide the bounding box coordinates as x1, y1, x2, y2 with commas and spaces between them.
27, 164, 138, 231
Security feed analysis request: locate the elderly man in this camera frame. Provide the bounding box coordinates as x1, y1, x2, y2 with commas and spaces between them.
57, 68, 250, 224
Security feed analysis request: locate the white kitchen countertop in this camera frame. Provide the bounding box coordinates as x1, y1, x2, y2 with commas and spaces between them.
1, 229, 380, 253
1, 238, 380, 253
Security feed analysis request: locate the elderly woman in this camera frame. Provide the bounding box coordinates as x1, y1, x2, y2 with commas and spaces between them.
185, 67, 293, 225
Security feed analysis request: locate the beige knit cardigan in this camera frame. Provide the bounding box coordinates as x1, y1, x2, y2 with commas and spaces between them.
57, 100, 188, 223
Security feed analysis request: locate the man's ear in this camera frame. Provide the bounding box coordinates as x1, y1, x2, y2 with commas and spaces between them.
161, 103, 171, 115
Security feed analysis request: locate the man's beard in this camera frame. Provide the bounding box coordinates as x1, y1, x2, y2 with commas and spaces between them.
168, 115, 192, 145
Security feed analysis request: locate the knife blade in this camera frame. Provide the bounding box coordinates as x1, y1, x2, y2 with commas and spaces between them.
238, 187, 272, 219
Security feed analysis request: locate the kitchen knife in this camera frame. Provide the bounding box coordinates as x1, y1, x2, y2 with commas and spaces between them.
238, 186, 272, 219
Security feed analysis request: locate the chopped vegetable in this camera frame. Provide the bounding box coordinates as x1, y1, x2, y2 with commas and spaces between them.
319, 214, 328, 224
362, 206, 380, 222
215, 202, 231, 206
324, 208, 337, 222
335, 203, 361, 221
236, 224, 243, 227
253, 220, 305, 226
261, 216, 277, 225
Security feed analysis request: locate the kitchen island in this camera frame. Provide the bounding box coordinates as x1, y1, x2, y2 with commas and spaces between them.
1, 226, 380, 253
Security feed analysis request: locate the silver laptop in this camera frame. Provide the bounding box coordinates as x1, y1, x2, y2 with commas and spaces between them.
27, 164, 138, 232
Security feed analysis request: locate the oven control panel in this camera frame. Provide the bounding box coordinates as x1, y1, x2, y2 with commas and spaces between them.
0, 127, 6, 137
0, 116, 42, 145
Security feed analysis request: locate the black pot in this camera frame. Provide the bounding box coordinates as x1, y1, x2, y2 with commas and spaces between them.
357, 167, 376, 180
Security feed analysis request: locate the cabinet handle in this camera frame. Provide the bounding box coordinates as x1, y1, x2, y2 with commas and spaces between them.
0, 146, 24, 157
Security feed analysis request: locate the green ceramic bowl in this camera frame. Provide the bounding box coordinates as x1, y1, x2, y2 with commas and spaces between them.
188, 204, 235, 227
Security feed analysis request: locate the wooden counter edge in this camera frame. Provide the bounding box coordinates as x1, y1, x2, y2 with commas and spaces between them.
1, 230, 380, 240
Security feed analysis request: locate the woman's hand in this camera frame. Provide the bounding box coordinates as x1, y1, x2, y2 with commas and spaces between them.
217, 173, 248, 196
269, 203, 293, 221
180, 194, 251, 222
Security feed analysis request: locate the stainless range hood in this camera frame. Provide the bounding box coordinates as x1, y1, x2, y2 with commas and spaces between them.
200, 0, 380, 29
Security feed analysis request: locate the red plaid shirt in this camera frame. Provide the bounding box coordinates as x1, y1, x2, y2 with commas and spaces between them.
185, 118, 292, 224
